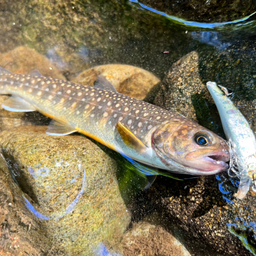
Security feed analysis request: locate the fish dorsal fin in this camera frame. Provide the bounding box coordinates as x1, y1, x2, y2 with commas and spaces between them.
29, 69, 43, 77
0, 67, 12, 75
2, 96, 37, 112
46, 120, 77, 136
116, 122, 149, 153
94, 75, 117, 92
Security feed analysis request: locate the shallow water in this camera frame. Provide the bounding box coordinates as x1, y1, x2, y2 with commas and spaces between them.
1, 0, 256, 255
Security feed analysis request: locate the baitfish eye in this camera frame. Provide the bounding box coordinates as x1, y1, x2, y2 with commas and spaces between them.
194, 133, 210, 146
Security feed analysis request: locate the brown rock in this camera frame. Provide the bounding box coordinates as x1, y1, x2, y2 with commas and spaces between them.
0, 46, 65, 79
154, 51, 205, 121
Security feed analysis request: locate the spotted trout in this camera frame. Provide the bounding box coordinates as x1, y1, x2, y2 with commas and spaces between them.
207, 81, 256, 199
0, 67, 229, 175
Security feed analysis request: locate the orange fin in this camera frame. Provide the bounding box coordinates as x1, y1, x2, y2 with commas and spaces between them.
94, 75, 117, 92
2, 96, 37, 112
116, 122, 148, 153
46, 120, 77, 136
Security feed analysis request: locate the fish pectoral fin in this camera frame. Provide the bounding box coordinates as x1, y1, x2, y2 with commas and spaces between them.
46, 120, 77, 136
94, 75, 117, 92
29, 69, 43, 77
2, 96, 37, 112
116, 122, 149, 154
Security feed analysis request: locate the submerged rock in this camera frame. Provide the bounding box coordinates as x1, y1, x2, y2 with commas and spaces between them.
123, 221, 191, 256
0, 126, 131, 255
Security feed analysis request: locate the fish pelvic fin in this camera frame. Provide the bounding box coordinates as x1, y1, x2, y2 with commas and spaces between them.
2, 96, 37, 112
46, 120, 77, 136
94, 75, 117, 92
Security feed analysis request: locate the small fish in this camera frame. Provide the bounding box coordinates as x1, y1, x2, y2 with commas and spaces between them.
0, 67, 229, 176
207, 81, 256, 199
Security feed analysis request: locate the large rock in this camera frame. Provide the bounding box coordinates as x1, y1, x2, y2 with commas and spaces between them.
0, 126, 131, 255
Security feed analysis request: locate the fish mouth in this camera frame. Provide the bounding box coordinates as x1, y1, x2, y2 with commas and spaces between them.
184, 150, 230, 174
199, 152, 230, 172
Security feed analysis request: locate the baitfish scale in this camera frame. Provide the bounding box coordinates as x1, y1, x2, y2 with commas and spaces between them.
0, 67, 229, 176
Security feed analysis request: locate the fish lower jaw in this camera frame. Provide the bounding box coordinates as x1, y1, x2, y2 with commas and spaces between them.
202, 156, 229, 172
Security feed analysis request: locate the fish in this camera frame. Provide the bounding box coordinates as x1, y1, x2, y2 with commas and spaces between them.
0, 67, 229, 176
207, 81, 256, 199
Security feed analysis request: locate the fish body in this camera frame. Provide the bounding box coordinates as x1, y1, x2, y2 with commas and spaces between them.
0, 67, 229, 176
207, 81, 256, 199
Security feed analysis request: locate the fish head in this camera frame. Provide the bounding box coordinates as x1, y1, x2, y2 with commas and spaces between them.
152, 120, 230, 175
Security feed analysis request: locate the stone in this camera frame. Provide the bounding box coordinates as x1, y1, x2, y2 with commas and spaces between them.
0, 126, 131, 255
123, 221, 191, 256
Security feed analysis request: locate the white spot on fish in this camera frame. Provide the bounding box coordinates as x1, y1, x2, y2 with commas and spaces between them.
37, 91, 42, 96
127, 120, 132, 125
97, 97, 101, 102
124, 107, 129, 111
67, 90, 71, 94
78, 92, 82, 97
103, 112, 108, 118
138, 122, 142, 127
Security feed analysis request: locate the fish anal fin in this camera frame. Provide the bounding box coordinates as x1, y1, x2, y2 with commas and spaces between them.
29, 69, 43, 77
2, 96, 37, 112
94, 75, 117, 92
46, 120, 77, 136
116, 122, 148, 153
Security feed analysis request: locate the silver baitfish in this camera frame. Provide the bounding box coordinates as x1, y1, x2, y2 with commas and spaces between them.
207, 81, 256, 199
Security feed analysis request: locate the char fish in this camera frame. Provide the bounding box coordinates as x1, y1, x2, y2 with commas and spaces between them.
0, 67, 229, 176
207, 81, 256, 199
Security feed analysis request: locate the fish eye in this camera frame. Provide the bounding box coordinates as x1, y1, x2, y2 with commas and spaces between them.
194, 133, 210, 146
